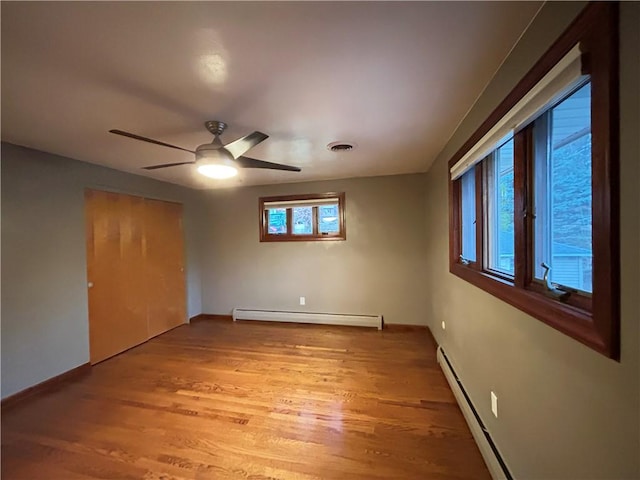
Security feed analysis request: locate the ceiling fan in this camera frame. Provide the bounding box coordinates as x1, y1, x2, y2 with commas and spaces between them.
109, 120, 301, 179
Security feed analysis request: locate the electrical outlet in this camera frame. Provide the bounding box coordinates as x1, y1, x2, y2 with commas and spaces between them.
300, 296, 306, 306
441, 321, 446, 330
491, 391, 498, 418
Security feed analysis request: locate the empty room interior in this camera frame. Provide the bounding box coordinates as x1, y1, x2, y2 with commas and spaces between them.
2, 2, 639, 479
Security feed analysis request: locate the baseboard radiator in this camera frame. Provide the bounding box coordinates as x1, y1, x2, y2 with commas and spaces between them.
437, 346, 512, 480
232, 308, 382, 330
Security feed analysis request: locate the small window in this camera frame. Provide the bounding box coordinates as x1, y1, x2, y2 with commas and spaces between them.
260, 193, 346, 242
292, 206, 313, 235
319, 204, 340, 234
266, 208, 287, 235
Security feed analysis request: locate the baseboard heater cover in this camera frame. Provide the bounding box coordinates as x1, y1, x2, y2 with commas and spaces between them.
437, 346, 512, 480
232, 308, 382, 330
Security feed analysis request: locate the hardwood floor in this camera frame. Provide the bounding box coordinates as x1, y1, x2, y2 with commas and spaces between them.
2, 320, 490, 480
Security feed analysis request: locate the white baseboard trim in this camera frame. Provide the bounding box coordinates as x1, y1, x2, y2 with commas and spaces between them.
437, 346, 512, 480
232, 308, 382, 330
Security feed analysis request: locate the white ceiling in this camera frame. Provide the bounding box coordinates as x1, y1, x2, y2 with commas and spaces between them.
1, 1, 541, 190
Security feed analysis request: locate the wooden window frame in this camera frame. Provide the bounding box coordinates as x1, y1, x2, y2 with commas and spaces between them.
448, 3, 619, 359
259, 192, 346, 242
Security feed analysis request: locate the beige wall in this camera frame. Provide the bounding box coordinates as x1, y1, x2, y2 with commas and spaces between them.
199, 174, 428, 325
424, 2, 639, 478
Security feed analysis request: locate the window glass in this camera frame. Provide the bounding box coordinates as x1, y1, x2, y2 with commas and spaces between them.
267, 208, 287, 234
534, 82, 592, 292
485, 139, 515, 275
461, 168, 476, 262
318, 204, 339, 234
292, 206, 313, 235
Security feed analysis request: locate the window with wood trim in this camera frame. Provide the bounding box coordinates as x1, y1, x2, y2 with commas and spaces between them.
260, 192, 346, 242
448, 3, 619, 359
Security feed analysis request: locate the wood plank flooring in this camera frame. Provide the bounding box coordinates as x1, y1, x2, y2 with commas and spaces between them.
1, 320, 490, 480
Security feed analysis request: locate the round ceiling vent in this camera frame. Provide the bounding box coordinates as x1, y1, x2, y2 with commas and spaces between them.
327, 141, 356, 152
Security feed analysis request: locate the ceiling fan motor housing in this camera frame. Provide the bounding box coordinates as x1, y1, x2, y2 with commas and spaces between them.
195, 142, 235, 165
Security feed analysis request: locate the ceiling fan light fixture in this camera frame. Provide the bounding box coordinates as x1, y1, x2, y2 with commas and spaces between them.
197, 163, 238, 179
195, 142, 238, 179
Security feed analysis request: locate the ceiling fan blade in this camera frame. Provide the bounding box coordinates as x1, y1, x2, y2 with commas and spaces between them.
143, 161, 196, 170
109, 129, 195, 154
236, 156, 301, 172
224, 131, 268, 159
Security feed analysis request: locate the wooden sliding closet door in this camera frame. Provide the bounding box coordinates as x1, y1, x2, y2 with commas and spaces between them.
85, 190, 187, 364
85, 190, 149, 364
144, 198, 186, 338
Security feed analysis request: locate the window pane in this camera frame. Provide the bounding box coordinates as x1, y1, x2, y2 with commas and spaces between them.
534, 82, 592, 292
485, 139, 515, 275
461, 168, 476, 262
292, 206, 313, 235
267, 208, 287, 234
319, 204, 339, 234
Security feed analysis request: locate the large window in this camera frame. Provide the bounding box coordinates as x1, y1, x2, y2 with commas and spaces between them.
448, 3, 619, 358
260, 193, 346, 242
